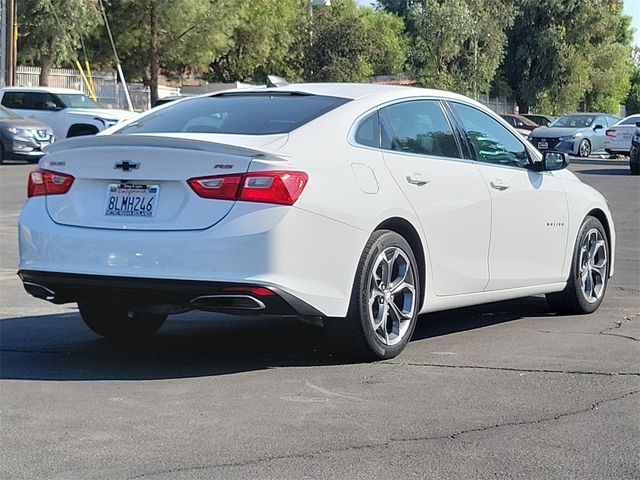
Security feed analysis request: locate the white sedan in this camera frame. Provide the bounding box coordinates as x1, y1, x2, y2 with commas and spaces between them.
18, 84, 615, 360
604, 114, 640, 156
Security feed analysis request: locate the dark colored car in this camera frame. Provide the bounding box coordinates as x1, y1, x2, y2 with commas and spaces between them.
500, 114, 538, 131
629, 125, 640, 175
522, 114, 556, 127
0, 105, 54, 164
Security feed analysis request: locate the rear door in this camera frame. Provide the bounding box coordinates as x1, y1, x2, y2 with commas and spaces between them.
379, 99, 491, 296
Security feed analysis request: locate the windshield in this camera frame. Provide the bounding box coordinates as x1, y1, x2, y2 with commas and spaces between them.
0, 105, 22, 119
58, 94, 100, 109
117, 92, 351, 135
550, 115, 595, 128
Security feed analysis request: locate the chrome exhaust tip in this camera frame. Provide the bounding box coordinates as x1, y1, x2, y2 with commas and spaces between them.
23, 282, 57, 301
190, 294, 266, 312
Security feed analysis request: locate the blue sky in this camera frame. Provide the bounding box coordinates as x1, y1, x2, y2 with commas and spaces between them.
358, 0, 639, 46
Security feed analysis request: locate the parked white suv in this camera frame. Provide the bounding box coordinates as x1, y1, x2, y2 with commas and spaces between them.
0, 87, 135, 139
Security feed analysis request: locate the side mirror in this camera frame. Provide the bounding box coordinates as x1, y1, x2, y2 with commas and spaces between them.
542, 151, 569, 171
635, 121, 640, 128
593, 124, 604, 130
44, 101, 61, 111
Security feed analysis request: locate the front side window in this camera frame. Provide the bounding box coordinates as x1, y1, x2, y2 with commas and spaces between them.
378, 100, 461, 158
450, 102, 530, 168
117, 93, 351, 135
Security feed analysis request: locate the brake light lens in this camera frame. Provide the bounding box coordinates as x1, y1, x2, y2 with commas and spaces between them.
188, 171, 308, 206
605, 129, 616, 137
27, 169, 75, 198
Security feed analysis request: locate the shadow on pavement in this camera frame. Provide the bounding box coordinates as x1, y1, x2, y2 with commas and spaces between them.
575, 168, 633, 176
0, 296, 553, 382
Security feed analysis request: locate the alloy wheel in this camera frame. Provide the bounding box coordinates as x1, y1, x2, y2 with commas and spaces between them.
578, 228, 607, 303
367, 246, 416, 346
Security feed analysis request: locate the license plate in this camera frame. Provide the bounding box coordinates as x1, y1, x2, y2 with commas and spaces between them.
537, 140, 548, 150
105, 184, 159, 217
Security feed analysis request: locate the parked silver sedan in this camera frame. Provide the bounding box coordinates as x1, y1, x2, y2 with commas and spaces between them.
604, 114, 640, 156
528, 113, 619, 157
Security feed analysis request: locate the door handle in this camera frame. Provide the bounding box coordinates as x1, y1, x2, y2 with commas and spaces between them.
406, 173, 429, 186
490, 178, 510, 190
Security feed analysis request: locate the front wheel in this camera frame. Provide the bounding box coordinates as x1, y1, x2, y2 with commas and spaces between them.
546, 216, 609, 314
326, 230, 420, 360
578, 139, 591, 158
78, 302, 166, 340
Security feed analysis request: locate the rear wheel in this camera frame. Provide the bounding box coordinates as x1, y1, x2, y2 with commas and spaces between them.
546, 216, 609, 314
78, 302, 166, 340
630, 160, 639, 175
326, 230, 420, 360
578, 139, 591, 158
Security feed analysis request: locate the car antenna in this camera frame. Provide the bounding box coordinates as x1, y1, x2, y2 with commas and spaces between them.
266, 76, 289, 88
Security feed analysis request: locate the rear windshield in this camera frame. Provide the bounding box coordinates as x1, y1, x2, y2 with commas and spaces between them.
117, 92, 351, 135
620, 115, 640, 126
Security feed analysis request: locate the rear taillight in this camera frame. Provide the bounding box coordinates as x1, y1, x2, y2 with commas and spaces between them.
27, 169, 74, 198
188, 171, 308, 206
605, 129, 617, 137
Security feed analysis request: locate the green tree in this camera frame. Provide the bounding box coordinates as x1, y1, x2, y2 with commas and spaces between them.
380, 0, 513, 95
88, 0, 241, 103
17, 0, 101, 86
304, 0, 408, 82
208, 0, 309, 83
500, 0, 632, 114
625, 48, 640, 115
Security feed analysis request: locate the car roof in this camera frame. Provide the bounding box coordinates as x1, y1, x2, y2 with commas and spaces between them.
562, 112, 615, 116
0, 86, 85, 95
213, 82, 474, 103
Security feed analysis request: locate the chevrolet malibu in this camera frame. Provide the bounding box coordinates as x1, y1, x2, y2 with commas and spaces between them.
18, 84, 615, 360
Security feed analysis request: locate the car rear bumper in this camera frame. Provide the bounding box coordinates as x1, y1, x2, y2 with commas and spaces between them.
18, 270, 324, 318
18, 198, 368, 317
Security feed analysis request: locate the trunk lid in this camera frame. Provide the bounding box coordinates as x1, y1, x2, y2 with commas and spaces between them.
40, 133, 288, 231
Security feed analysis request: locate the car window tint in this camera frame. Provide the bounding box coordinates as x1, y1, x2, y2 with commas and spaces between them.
117, 93, 351, 135
451, 102, 530, 168
354, 112, 380, 148
379, 100, 461, 158
2, 92, 36, 109
620, 115, 640, 126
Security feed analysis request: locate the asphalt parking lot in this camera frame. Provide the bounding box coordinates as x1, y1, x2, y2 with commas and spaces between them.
1, 159, 638, 479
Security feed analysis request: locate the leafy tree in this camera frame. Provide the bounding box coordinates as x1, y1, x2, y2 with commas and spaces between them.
208, 0, 309, 83
625, 48, 640, 115
88, 0, 241, 103
17, 0, 101, 86
500, 0, 632, 114
304, 0, 408, 82
380, 0, 513, 95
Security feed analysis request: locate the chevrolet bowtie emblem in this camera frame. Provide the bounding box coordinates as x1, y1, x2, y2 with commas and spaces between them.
114, 161, 140, 172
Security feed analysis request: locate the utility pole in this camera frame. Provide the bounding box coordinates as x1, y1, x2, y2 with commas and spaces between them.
1, 0, 16, 86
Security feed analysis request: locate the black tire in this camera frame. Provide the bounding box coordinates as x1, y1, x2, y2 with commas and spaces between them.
630, 161, 639, 175
578, 139, 591, 158
325, 230, 421, 361
78, 302, 166, 340
546, 216, 609, 314
0, 143, 5, 164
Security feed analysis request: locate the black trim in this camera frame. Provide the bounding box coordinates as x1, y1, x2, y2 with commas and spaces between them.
18, 270, 324, 318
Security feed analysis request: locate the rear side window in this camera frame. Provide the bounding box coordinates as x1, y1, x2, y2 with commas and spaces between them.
379, 100, 461, 158
2, 92, 36, 109
620, 115, 640, 126
117, 93, 351, 135
354, 113, 380, 148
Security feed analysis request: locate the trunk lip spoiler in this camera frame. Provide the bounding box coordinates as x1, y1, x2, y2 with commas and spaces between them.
44, 133, 290, 160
